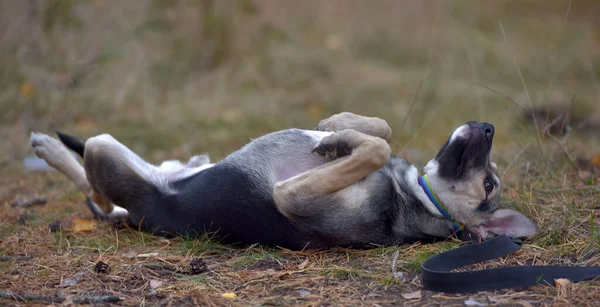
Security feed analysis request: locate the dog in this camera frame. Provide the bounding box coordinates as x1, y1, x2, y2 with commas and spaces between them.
29, 112, 538, 249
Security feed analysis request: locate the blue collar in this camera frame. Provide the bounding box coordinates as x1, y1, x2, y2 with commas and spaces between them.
418, 174, 465, 234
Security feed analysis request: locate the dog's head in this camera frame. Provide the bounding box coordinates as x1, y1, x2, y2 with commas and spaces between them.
423, 121, 538, 239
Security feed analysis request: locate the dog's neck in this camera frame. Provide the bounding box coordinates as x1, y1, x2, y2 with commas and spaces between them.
399, 164, 468, 234
400, 165, 445, 218
417, 174, 465, 233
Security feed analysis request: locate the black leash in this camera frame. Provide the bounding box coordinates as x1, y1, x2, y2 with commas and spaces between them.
421, 234, 600, 293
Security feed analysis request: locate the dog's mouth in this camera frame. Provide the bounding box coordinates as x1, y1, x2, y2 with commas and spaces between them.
434, 122, 495, 179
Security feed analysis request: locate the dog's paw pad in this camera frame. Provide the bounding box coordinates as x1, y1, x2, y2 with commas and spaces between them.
312, 138, 352, 159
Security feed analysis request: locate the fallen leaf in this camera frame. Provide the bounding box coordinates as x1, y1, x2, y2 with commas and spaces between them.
20, 81, 34, 98
555, 278, 572, 289
221, 292, 237, 299
593, 154, 600, 168
401, 290, 421, 300
150, 280, 163, 290
71, 217, 96, 232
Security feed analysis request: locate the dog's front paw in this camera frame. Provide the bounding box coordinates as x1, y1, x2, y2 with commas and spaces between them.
316, 112, 360, 132
317, 112, 392, 141
312, 129, 361, 159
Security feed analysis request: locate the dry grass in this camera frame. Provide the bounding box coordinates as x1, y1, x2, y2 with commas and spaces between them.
2, 0, 600, 305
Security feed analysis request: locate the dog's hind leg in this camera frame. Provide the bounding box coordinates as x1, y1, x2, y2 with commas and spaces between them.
82, 134, 171, 209
82, 135, 212, 214
273, 129, 391, 217
316, 112, 393, 141
29, 132, 116, 215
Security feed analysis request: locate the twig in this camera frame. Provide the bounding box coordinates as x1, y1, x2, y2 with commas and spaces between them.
561, 0, 573, 39
400, 74, 429, 131
0, 256, 33, 262
498, 21, 545, 159
0, 290, 122, 304
474, 82, 529, 114
391, 250, 399, 274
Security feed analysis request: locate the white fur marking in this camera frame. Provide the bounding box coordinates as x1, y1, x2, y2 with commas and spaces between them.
406, 164, 443, 217
158, 160, 187, 172
449, 124, 469, 143
423, 159, 439, 174
111, 205, 128, 215
169, 163, 215, 181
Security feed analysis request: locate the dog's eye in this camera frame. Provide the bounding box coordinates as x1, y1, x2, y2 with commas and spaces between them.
484, 178, 493, 193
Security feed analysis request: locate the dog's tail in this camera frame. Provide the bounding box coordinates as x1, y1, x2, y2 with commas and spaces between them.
56, 131, 85, 157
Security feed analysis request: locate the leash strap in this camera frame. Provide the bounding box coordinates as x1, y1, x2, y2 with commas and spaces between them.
421, 234, 600, 293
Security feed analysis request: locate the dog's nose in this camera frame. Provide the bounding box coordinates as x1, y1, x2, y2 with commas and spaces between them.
481, 122, 494, 141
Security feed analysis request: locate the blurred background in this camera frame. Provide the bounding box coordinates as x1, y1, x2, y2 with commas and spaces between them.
1, 0, 599, 167
2, 3, 600, 304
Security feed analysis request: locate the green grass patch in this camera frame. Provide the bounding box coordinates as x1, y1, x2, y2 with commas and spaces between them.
176, 232, 229, 256
320, 268, 367, 280
232, 247, 282, 267
537, 229, 563, 248
366, 246, 398, 258
405, 241, 459, 271
185, 275, 207, 284
378, 274, 404, 287
0, 225, 17, 239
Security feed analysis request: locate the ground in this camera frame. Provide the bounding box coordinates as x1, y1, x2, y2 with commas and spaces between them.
1, 1, 600, 306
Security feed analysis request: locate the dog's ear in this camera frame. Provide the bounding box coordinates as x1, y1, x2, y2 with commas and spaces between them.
479, 209, 538, 238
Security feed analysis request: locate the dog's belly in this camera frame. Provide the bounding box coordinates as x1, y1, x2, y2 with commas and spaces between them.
213, 129, 333, 184
273, 130, 332, 181
275, 152, 326, 182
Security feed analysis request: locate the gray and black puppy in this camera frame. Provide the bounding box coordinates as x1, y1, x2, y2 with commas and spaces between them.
30, 112, 537, 249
